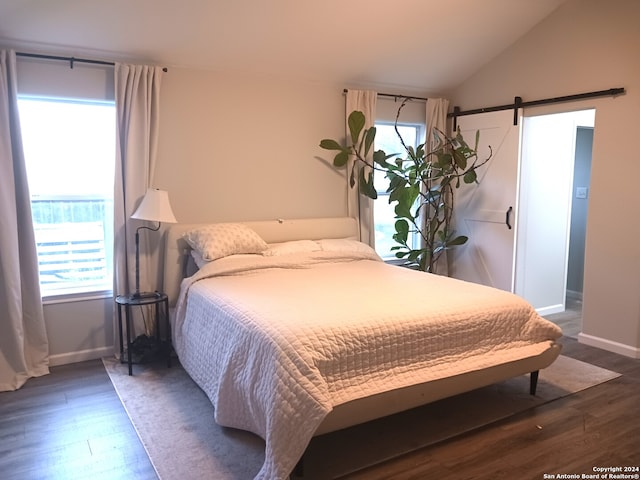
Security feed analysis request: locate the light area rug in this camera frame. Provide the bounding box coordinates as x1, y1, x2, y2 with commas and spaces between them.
103, 355, 620, 480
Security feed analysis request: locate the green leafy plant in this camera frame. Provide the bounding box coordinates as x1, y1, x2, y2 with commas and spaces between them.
320, 103, 491, 272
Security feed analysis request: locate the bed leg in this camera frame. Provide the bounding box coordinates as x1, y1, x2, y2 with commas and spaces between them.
530, 370, 539, 395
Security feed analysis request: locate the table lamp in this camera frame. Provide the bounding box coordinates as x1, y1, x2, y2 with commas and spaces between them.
130, 188, 177, 298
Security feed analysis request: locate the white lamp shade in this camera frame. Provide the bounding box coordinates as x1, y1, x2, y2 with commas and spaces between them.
131, 188, 177, 223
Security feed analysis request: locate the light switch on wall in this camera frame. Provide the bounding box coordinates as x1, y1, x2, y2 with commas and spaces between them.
576, 186, 589, 199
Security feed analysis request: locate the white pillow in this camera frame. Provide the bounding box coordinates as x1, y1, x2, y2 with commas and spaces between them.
183, 223, 267, 261
317, 238, 377, 255
262, 240, 321, 257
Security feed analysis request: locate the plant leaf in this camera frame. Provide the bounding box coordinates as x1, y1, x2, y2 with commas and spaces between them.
373, 149, 395, 167
407, 250, 421, 262
364, 126, 376, 156
447, 235, 468, 246
389, 184, 405, 203
358, 168, 377, 199
394, 200, 413, 220
395, 218, 409, 236
348, 111, 366, 145
333, 150, 349, 167
388, 174, 407, 193
463, 169, 477, 184
453, 149, 468, 170
319, 139, 344, 151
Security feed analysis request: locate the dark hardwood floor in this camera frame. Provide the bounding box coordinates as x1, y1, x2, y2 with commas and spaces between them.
1, 337, 638, 480
0, 359, 157, 480
342, 337, 640, 479
544, 297, 583, 339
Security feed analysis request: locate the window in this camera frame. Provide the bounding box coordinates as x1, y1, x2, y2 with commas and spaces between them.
373, 122, 424, 260
18, 97, 116, 297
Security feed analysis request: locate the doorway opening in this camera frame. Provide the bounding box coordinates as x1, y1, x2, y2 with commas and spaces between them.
516, 109, 595, 337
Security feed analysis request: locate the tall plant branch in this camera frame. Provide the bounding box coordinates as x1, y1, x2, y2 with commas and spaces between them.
319, 107, 492, 272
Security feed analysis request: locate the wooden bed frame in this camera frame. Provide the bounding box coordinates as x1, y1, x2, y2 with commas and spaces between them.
162, 216, 562, 437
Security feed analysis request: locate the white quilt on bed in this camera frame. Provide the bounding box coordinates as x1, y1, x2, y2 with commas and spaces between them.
173, 248, 562, 480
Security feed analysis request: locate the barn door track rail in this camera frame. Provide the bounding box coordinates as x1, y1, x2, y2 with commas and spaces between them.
450, 87, 625, 129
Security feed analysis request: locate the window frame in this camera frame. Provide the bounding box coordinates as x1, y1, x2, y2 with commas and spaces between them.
373, 120, 425, 261
18, 95, 116, 300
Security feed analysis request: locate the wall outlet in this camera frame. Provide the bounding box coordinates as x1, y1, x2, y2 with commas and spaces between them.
576, 186, 589, 199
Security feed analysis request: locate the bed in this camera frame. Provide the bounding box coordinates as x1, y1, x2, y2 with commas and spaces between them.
163, 217, 562, 480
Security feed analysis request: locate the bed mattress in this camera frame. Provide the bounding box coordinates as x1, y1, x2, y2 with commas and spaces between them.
173, 247, 562, 479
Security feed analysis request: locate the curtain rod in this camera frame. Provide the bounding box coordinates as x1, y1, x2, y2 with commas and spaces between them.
16, 51, 168, 72
449, 87, 625, 127
343, 88, 428, 102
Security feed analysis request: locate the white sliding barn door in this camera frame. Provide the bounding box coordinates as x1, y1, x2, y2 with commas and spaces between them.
449, 109, 522, 292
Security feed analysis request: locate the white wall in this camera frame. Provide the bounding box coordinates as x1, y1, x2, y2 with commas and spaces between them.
44, 297, 114, 366
448, 0, 640, 357
153, 69, 350, 224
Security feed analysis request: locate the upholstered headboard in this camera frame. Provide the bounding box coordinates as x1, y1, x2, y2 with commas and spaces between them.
162, 217, 359, 306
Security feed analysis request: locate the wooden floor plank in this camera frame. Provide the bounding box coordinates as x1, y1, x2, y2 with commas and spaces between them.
340, 337, 640, 479
0, 359, 157, 480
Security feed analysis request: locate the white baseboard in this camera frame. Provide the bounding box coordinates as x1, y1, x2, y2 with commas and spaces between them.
49, 345, 115, 366
578, 333, 640, 359
536, 304, 565, 316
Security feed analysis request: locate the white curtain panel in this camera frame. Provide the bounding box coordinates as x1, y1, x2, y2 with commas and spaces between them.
425, 98, 451, 275
345, 90, 377, 246
113, 64, 163, 340
426, 98, 450, 140
0, 50, 50, 391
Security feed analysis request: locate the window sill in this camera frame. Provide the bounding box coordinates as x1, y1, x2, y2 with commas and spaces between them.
42, 289, 113, 305
382, 258, 405, 266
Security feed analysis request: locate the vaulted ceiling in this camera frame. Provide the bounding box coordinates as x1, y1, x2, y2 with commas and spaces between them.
0, 0, 569, 94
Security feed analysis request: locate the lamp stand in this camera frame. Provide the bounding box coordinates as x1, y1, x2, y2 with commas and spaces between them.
133, 222, 162, 299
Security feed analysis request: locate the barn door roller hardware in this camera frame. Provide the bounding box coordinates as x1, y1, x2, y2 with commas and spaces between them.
450, 87, 625, 129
